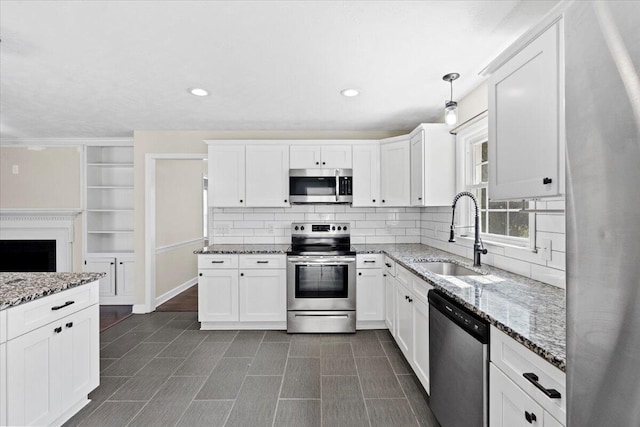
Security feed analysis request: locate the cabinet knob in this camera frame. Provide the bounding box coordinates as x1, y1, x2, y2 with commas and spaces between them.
372, 199, 376, 202
543, 177, 553, 184
120, 262, 123, 265
316, 161, 319, 165
524, 411, 537, 424
240, 273, 244, 276
382, 200, 386, 203
322, 162, 326, 165
66, 322, 73, 328
405, 295, 409, 300
54, 326, 62, 334
358, 272, 362, 276
199, 273, 203, 276
408, 298, 413, 303
284, 199, 287, 203
383, 274, 387, 277
418, 197, 422, 200
110, 262, 115, 265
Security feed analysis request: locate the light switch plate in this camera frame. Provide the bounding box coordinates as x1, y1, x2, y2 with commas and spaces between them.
12, 165, 19, 174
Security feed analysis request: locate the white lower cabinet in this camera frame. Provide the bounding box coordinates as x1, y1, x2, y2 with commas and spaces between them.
198, 254, 286, 329
84, 255, 134, 304
384, 272, 396, 336
395, 281, 413, 357
198, 269, 239, 322
490, 326, 566, 426
412, 297, 431, 394
356, 254, 385, 328
0, 341, 5, 427
4, 282, 99, 427
239, 269, 286, 322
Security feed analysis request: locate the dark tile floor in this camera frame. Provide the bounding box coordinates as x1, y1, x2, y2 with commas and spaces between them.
65, 311, 440, 427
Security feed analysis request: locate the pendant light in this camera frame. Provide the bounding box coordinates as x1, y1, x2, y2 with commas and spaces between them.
443, 73, 460, 125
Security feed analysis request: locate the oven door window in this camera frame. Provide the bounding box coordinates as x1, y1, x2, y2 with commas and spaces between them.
289, 177, 337, 196
295, 264, 348, 298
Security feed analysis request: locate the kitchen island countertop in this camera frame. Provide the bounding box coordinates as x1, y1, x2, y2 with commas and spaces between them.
0, 272, 106, 311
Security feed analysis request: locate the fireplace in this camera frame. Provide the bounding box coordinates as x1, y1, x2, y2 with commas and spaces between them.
0, 240, 57, 272
0, 210, 79, 272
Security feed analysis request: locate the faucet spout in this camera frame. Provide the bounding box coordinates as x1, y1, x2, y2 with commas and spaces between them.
450, 191, 488, 267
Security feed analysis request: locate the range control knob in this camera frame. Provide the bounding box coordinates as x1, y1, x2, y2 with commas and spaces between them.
300, 226, 305, 231
294, 226, 299, 230
332, 226, 336, 230
343, 226, 347, 231
337, 226, 342, 231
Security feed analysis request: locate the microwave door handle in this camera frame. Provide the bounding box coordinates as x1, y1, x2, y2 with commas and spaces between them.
335, 169, 339, 201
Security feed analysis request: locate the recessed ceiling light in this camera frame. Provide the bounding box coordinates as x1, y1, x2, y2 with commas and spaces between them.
189, 88, 209, 97
340, 88, 359, 97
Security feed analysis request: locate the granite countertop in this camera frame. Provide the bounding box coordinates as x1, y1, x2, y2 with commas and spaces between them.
0, 272, 106, 311
195, 242, 566, 371
195, 244, 290, 254
354, 244, 566, 371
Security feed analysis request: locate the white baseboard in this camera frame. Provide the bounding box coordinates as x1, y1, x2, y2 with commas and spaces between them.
155, 277, 198, 307
132, 304, 151, 314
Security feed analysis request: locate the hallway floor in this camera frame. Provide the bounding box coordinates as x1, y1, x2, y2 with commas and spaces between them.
64, 311, 438, 427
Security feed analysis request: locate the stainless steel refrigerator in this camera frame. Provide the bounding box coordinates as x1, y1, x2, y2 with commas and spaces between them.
565, 1, 640, 426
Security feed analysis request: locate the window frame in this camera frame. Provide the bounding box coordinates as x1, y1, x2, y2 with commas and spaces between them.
455, 118, 534, 249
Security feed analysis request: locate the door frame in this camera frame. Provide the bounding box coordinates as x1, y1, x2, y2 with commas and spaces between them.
142, 153, 207, 313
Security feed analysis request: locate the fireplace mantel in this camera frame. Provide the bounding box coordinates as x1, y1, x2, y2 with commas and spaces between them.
0, 209, 81, 272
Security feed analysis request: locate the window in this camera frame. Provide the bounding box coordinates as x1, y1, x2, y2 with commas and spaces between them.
458, 119, 531, 245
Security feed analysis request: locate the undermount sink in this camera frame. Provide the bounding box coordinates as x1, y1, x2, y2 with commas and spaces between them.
414, 261, 479, 277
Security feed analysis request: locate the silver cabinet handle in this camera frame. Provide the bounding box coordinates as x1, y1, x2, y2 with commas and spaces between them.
256, 260, 269, 264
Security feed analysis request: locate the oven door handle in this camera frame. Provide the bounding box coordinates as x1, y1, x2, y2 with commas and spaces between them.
288, 257, 356, 264
335, 169, 340, 201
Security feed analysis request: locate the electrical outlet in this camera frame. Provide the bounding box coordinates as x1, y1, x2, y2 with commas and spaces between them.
267, 224, 274, 234
539, 238, 552, 261
12, 165, 19, 174
216, 224, 230, 234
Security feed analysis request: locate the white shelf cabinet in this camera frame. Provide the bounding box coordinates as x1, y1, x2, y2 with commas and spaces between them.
85, 145, 134, 254
198, 269, 239, 322
409, 124, 455, 207
488, 21, 564, 200
289, 144, 352, 169
239, 269, 286, 322
380, 137, 411, 206
245, 145, 289, 207
352, 143, 381, 207
84, 255, 134, 304
4, 282, 99, 427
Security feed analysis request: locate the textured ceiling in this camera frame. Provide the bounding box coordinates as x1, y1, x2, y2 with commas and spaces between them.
0, 0, 557, 138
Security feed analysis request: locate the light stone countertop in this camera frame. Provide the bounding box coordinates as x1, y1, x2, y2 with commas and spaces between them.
0, 272, 106, 311
196, 242, 567, 370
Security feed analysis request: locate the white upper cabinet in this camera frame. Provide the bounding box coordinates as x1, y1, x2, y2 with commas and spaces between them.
410, 124, 455, 207
352, 143, 380, 207
488, 21, 564, 200
380, 136, 411, 206
209, 144, 245, 207
245, 145, 290, 207
290, 144, 352, 169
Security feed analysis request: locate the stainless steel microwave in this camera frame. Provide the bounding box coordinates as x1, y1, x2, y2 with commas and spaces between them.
289, 169, 353, 203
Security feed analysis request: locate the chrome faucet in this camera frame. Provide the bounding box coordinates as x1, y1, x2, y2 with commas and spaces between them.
449, 191, 487, 267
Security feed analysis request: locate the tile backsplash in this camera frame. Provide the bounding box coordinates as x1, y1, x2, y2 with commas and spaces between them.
209, 205, 422, 245
209, 199, 566, 288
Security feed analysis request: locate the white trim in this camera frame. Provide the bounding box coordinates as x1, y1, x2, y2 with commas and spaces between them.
132, 304, 149, 314
155, 237, 205, 254
155, 277, 198, 307
200, 321, 286, 330
144, 153, 207, 313
0, 137, 133, 146
356, 321, 387, 330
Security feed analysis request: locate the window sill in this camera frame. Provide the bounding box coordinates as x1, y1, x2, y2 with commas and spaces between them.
456, 234, 532, 251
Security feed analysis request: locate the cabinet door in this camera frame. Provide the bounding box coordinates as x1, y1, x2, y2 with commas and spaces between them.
352, 144, 380, 207
60, 305, 99, 411
356, 268, 384, 321
490, 363, 544, 427
384, 273, 396, 336
321, 145, 352, 168
85, 258, 116, 298
422, 125, 455, 206
7, 322, 62, 426
0, 342, 7, 427
489, 23, 562, 200
380, 138, 411, 206
239, 269, 286, 322
198, 270, 239, 322
412, 297, 431, 394
395, 282, 413, 358
290, 145, 321, 168
116, 258, 135, 297
245, 145, 290, 207
410, 131, 424, 206
209, 145, 245, 207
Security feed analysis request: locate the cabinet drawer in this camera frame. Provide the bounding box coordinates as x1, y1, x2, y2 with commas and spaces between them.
239, 254, 285, 269
411, 274, 433, 304
356, 254, 383, 269
0, 310, 6, 344
383, 256, 396, 277
6, 281, 99, 341
490, 326, 566, 423
198, 254, 239, 269
396, 264, 412, 288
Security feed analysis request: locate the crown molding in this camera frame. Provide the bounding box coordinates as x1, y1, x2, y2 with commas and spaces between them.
0, 137, 133, 147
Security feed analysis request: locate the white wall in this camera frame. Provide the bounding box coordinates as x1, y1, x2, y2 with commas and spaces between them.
210, 205, 421, 245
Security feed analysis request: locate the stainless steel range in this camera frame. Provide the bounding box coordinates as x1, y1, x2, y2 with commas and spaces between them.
286, 222, 356, 333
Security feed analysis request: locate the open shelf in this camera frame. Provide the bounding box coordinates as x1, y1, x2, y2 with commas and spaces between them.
87, 163, 133, 167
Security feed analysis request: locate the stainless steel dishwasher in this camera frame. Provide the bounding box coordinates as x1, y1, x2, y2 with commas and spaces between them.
428, 290, 489, 427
